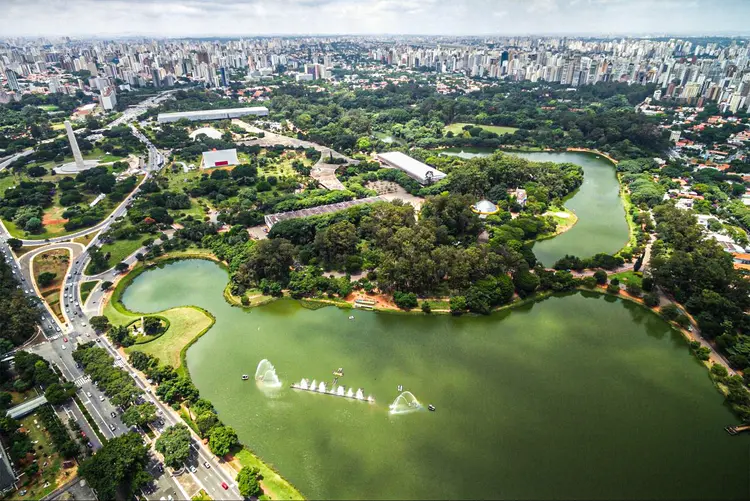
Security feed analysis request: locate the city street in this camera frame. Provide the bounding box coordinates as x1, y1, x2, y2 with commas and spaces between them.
0, 90, 241, 500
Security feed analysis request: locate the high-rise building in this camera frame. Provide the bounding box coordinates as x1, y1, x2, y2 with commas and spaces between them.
5, 69, 19, 91
100, 86, 117, 111
64, 121, 85, 170
151, 68, 161, 87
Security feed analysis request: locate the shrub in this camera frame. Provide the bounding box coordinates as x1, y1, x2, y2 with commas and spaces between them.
593, 270, 607, 284
660, 304, 680, 322
421, 301, 431, 314
606, 283, 620, 294
582, 276, 597, 289
393, 291, 418, 310
449, 296, 466, 315
643, 292, 659, 307
625, 283, 642, 297
710, 364, 729, 379
642, 276, 654, 292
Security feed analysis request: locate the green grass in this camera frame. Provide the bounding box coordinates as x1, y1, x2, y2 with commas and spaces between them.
112, 304, 213, 369
610, 271, 643, 288
86, 235, 150, 275
444, 123, 519, 135
235, 448, 304, 500
38, 104, 60, 112
80, 281, 97, 304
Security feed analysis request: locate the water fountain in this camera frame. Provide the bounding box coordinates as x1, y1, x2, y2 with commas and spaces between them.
254, 359, 282, 388
389, 391, 422, 414
290, 376, 375, 404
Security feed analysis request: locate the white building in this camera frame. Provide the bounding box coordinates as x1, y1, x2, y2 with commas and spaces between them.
100, 86, 117, 111
201, 148, 239, 169
375, 152, 446, 185
157, 106, 269, 123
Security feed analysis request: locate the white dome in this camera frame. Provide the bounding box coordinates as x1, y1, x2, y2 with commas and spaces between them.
473, 199, 498, 214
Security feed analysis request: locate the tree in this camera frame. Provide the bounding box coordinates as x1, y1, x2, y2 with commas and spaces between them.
208, 425, 238, 457
143, 316, 164, 335
115, 262, 130, 273
7, 238, 22, 250
78, 432, 151, 500
155, 424, 192, 469
101, 281, 113, 290
90, 315, 110, 332
24, 217, 43, 233
121, 402, 157, 428
37, 271, 57, 287
643, 292, 660, 307
625, 282, 642, 297
450, 295, 466, 315
196, 411, 219, 438
393, 291, 418, 310
593, 270, 608, 285
44, 382, 76, 405
660, 303, 680, 322
236, 466, 264, 498
606, 283, 620, 294
421, 301, 431, 314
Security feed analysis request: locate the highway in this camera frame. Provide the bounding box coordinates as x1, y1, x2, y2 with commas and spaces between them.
0, 90, 242, 500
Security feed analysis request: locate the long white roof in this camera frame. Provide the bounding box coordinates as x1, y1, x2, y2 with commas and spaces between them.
202, 148, 239, 166
376, 151, 446, 181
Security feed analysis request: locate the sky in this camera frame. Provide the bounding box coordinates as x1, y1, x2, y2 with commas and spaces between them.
2, 0, 749, 38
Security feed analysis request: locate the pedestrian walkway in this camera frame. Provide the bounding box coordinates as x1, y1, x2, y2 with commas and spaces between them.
74, 375, 91, 388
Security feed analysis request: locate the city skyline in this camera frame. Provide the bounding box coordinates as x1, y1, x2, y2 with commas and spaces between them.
3, 0, 750, 38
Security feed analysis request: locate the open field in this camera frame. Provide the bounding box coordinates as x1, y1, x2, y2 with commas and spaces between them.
80, 281, 97, 304
85, 235, 150, 275
610, 270, 643, 288
34, 249, 70, 323
121, 306, 213, 369
444, 123, 519, 135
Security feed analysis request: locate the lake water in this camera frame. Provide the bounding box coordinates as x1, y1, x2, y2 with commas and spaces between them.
441, 150, 630, 267
122, 259, 750, 500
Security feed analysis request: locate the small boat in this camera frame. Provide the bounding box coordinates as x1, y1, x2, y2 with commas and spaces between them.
241, 375, 249, 380
397, 385, 403, 392
428, 404, 436, 412
333, 367, 344, 377
348, 315, 355, 320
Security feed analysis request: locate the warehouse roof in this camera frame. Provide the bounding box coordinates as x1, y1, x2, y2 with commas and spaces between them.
201, 148, 239, 169
376, 151, 446, 183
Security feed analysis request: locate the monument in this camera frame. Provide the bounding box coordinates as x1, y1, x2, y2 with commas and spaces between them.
64, 120, 85, 170
57, 120, 98, 174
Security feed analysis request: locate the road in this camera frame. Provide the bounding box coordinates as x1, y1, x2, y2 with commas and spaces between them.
0, 90, 242, 500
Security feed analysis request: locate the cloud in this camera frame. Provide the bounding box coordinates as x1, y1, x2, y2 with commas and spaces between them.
0, 0, 748, 37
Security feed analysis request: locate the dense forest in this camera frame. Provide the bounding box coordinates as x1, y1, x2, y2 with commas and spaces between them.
0, 259, 40, 352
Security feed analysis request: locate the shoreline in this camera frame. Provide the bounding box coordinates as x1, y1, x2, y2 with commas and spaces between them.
105, 256, 747, 499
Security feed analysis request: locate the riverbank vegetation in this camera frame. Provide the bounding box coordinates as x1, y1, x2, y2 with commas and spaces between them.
649, 204, 750, 421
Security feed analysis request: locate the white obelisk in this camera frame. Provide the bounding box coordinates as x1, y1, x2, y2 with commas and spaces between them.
64, 120, 85, 170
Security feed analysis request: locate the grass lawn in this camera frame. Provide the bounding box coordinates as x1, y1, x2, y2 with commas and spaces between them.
235, 448, 304, 500
14, 413, 65, 500
44, 290, 64, 323
86, 235, 150, 275
108, 295, 213, 370
38, 104, 60, 112
0, 173, 18, 196
73, 233, 95, 246
543, 205, 578, 234
33, 249, 70, 294
419, 299, 451, 311
610, 270, 643, 288
80, 281, 98, 304
444, 123, 519, 135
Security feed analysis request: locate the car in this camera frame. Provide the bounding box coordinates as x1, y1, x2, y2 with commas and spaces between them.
221, 482, 229, 490
61, 344, 66, 350
86, 442, 93, 449
82, 322, 87, 327
80, 431, 86, 437
108, 423, 116, 431
63, 337, 68, 343
99, 395, 105, 402
203, 461, 210, 469
189, 465, 197, 473
86, 392, 92, 398
110, 411, 117, 418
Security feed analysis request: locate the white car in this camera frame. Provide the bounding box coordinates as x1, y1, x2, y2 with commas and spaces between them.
61, 344, 66, 350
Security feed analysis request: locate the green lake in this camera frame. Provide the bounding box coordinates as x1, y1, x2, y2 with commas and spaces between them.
122, 259, 750, 500
441, 149, 630, 267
